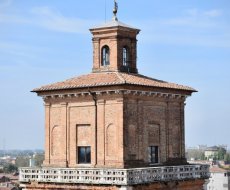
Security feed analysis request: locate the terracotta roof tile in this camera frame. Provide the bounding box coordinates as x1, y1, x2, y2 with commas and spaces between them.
210, 166, 229, 173
33, 72, 196, 92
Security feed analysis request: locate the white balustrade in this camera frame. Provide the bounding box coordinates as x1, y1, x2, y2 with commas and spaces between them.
19, 165, 209, 185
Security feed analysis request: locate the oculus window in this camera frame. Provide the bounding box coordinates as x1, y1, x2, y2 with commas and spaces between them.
101, 45, 110, 66
78, 146, 91, 164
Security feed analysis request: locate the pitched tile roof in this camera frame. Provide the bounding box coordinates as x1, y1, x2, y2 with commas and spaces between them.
32, 72, 196, 92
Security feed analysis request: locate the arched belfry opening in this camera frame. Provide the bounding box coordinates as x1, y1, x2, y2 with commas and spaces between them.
101, 45, 110, 66
122, 46, 129, 67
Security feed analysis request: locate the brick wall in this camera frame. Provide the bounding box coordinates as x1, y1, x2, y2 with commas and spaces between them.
42, 90, 186, 168
123, 96, 186, 167
21, 179, 205, 190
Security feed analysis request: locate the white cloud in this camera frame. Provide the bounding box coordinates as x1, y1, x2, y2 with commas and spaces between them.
159, 9, 223, 28
0, 6, 97, 34
135, 8, 229, 48
0, 44, 33, 67
157, 17, 215, 28
185, 8, 222, 18
1, 5, 228, 48
141, 32, 230, 48
204, 10, 222, 18
185, 8, 199, 17
0, 13, 31, 24
30, 6, 96, 34
0, 41, 51, 66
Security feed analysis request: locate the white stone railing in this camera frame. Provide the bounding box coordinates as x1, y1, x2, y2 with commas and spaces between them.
19, 164, 209, 185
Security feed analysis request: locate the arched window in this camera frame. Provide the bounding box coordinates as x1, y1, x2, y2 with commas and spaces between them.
101, 45, 110, 66
122, 47, 129, 66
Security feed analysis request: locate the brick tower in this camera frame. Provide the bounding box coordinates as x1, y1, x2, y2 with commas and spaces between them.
19, 1, 209, 190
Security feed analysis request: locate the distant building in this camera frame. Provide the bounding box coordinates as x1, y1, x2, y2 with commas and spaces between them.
205, 146, 227, 160
219, 145, 228, 151
205, 166, 230, 190
205, 146, 219, 160
0, 156, 16, 165
186, 146, 198, 150
0, 175, 10, 183
0, 174, 19, 190
198, 145, 207, 150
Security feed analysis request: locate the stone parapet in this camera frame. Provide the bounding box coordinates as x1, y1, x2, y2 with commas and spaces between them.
19, 164, 209, 186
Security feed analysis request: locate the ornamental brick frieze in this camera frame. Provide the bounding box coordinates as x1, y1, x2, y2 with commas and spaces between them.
41, 90, 187, 101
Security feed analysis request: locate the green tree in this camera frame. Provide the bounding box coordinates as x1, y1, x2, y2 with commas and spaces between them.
200, 153, 205, 160
213, 155, 217, 161
218, 148, 226, 160
186, 149, 205, 160
224, 153, 230, 163
34, 154, 44, 167
3, 163, 18, 173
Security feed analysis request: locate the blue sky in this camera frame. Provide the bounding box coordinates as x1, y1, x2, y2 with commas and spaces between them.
0, 0, 229, 150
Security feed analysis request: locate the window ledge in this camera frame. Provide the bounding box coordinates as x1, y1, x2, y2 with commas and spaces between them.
76, 164, 92, 167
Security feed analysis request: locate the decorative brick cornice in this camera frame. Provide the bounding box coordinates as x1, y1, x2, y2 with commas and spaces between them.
41, 89, 188, 101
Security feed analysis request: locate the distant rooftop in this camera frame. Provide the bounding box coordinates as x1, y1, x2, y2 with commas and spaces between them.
210, 166, 230, 173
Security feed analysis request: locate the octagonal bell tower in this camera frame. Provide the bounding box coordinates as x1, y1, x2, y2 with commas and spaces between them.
90, 13, 140, 73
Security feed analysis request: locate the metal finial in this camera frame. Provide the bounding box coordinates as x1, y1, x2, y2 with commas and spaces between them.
113, 0, 118, 21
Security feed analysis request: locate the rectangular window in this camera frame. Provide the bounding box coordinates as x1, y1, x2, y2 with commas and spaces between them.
149, 146, 159, 164
78, 146, 91, 164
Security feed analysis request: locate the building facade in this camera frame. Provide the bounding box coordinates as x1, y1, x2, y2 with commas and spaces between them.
205, 146, 227, 160
205, 166, 230, 190
19, 2, 209, 190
